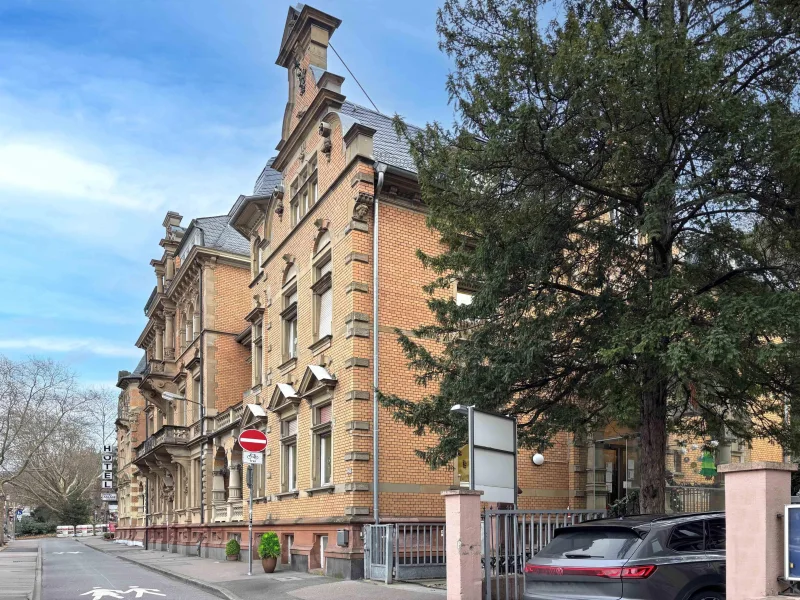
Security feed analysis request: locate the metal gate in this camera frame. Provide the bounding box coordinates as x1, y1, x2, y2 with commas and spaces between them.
364, 524, 393, 583
364, 523, 447, 582
482, 509, 607, 600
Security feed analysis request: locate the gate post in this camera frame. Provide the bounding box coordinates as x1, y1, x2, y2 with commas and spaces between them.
442, 489, 483, 600
719, 461, 796, 600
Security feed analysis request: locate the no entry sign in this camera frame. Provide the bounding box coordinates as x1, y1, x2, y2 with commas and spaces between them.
238, 429, 267, 453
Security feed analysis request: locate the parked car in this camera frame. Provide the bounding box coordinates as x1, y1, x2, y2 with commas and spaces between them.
524, 512, 726, 600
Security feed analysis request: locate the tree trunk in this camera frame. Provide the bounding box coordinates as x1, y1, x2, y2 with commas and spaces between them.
639, 364, 668, 514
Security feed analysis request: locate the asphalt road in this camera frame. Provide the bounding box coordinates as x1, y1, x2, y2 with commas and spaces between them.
41, 538, 221, 600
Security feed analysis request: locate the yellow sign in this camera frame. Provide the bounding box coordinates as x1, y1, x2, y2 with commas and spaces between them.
457, 444, 470, 485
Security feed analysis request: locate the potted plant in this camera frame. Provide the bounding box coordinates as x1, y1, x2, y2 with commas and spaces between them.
225, 538, 241, 561
258, 532, 280, 573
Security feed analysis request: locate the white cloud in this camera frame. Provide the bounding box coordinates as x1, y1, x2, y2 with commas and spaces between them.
0, 337, 141, 358
0, 141, 146, 208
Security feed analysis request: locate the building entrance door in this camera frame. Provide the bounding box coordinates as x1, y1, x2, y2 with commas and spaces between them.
588, 434, 640, 510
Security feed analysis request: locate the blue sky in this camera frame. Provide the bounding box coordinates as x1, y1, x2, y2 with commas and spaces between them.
0, 0, 453, 388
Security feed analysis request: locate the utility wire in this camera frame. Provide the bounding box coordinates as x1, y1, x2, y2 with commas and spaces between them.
329, 42, 382, 115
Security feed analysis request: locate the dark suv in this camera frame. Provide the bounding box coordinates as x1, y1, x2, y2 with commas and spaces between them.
523, 512, 726, 600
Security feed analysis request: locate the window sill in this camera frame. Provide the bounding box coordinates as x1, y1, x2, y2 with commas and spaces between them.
276, 490, 300, 501
308, 335, 332, 356
279, 357, 297, 373
305, 485, 334, 497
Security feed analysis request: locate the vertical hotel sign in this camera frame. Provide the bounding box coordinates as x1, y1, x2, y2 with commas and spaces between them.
101, 445, 116, 490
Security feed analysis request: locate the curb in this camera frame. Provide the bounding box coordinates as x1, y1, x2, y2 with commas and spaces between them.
30, 544, 42, 600
79, 540, 245, 600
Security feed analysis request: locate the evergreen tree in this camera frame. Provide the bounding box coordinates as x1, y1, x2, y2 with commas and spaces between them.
58, 493, 92, 528
384, 0, 800, 513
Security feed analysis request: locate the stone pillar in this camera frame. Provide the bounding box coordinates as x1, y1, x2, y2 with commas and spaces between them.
442, 489, 483, 600
229, 464, 242, 500
165, 257, 175, 282
193, 311, 201, 339
164, 310, 175, 360
719, 461, 796, 600
154, 327, 164, 361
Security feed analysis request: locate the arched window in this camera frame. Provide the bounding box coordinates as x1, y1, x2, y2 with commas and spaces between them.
311, 230, 332, 341
281, 262, 298, 361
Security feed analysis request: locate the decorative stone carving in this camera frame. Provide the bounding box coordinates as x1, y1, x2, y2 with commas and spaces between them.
353, 192, 374, 222
298, 141, 306, 162
321, 138, 332, 162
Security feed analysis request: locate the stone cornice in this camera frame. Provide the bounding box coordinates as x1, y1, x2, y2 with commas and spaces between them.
275, 5, 341, 69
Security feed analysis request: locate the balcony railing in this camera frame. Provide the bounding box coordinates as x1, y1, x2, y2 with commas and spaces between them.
135, 425, 190, 459
209, 403, 244, 433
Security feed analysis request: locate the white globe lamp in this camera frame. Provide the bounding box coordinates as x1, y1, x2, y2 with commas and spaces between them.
532, 453, 545, 466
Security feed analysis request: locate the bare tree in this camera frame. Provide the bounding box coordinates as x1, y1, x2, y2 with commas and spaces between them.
10, 417, 100, 519
0, 356, 91, 544
82, 387, 119, 449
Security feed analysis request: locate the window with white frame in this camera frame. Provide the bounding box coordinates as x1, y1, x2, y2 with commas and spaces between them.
192, 373, 201, 422
281, 417, 298, 492
252, 320, 263, 385
312, 403, 332, 487
456, 287, 474, 306
289, 155, 319, 228
311, 230, 332, 342
281, 264, 298, 361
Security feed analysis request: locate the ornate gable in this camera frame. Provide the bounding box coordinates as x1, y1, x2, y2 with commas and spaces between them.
268, 383, 300, 415
297, 364, 337, 399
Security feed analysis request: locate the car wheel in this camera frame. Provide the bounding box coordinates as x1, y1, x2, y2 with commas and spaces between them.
689, 591, 724, 600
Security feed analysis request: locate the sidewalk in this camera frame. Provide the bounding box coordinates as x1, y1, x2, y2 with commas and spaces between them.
0, 539, 41, 600
78, 536, 445, 600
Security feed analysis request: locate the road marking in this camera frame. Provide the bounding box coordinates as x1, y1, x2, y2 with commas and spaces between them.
275, 576, 302, 581
52, 551, 83, 554
79, 587, 166, 599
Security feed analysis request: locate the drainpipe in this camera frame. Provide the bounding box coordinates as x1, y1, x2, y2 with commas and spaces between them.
197, 224, 206, 525
144, 394, 149, 550
373, 162, 387, 524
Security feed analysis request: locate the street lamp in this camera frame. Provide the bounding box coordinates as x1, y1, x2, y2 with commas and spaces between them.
160, 392, 206, 525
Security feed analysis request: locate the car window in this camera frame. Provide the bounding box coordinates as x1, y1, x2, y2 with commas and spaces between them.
538, 528, 641, 559
668, 521, 706, 552
706, 519, 725, 551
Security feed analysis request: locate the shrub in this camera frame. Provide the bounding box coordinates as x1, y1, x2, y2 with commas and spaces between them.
15, 518, 56, 537
258, 532, 280, 560
103, 532, 115, 540
225, 538, 240, 556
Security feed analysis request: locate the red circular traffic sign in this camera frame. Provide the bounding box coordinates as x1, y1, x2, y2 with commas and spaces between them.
238, 429, 267, 452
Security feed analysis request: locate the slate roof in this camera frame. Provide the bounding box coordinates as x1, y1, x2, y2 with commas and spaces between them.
253, 157, 283, 196
340, 101, 421, 173
132, 354, 147, 375
193, 215, 250, 256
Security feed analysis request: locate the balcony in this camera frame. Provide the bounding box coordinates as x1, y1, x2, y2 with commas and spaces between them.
134, 425, 190, 461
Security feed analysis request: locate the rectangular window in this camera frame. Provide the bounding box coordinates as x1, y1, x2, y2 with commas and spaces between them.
311, 178, 318, 205
290, 199, 300, 226
302, 189, 310, 215
312, 404, 332, 487
192, 375, 201, 422
281, 418, 298, 492
456, 287, 474, 306
313, 256, 333, 341
673, 450, 683, 473
253, 321, 263, 385
282, 287, 298, 361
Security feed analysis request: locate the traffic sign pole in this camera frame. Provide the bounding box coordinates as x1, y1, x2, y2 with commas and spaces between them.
247, 465, 253, 577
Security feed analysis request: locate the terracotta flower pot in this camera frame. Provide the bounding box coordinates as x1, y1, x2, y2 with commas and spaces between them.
261, 557, 277, 573
226, 554, 239, 561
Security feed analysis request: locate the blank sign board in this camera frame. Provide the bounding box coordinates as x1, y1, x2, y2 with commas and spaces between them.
470, 409, 517, 505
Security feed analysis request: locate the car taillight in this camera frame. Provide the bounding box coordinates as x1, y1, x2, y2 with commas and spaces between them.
621, 565, 656, 579
524, 564, 656, 579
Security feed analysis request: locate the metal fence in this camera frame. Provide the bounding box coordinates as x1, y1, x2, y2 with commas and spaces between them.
364, 523, 446, 582
666, 486, 725, 513
395, 524, 446, 580
482, 509, 607, 600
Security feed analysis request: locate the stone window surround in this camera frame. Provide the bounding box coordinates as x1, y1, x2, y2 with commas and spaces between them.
281, 261, 298, 364
289, 153, 319, 228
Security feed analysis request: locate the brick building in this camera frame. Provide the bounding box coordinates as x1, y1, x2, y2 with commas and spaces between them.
115, 2, 783, 578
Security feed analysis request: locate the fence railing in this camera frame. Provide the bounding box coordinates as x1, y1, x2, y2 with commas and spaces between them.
395, 524, 446, 580
482, 509, 607, 600
666, 486, 725, 513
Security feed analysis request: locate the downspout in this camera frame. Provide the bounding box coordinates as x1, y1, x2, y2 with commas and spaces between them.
197, 224, 206, 525
373, 162, 387, 524
144, 393, 149, 550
